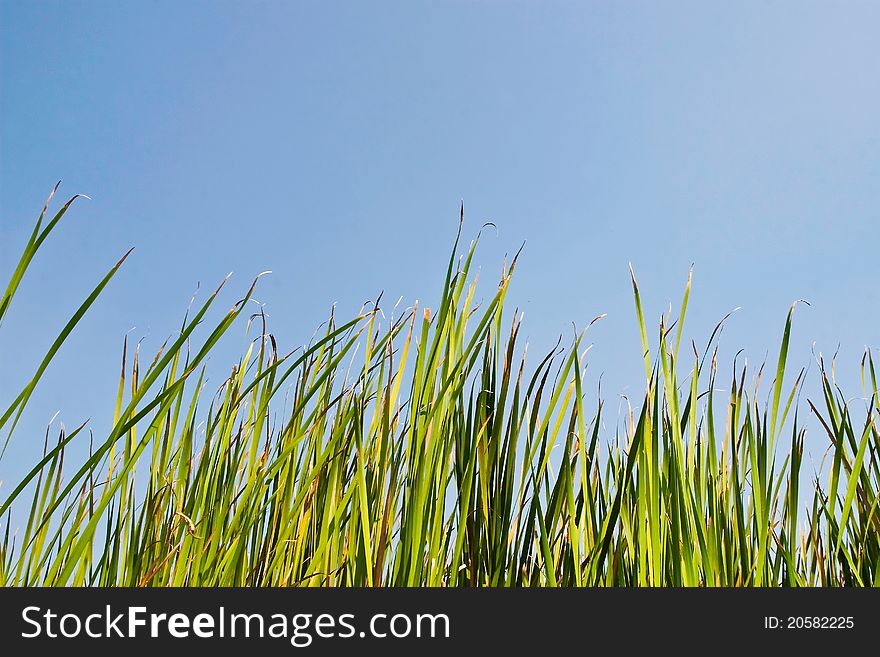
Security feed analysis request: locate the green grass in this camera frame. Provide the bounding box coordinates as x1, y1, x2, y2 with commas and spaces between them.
1, 186, 878, 586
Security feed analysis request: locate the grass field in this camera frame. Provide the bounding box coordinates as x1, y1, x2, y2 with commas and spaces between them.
1, 186, 878, 586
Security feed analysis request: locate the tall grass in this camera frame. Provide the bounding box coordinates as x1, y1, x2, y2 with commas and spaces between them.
1, 186, 878, 586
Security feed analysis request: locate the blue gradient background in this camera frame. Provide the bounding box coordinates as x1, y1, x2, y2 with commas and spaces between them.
2, 1, 878, 484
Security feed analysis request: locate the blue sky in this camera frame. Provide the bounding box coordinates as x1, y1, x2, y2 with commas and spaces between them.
1, 1, 878, 481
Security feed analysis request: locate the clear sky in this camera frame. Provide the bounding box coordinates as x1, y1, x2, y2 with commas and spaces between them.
1, 1, 878, 481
